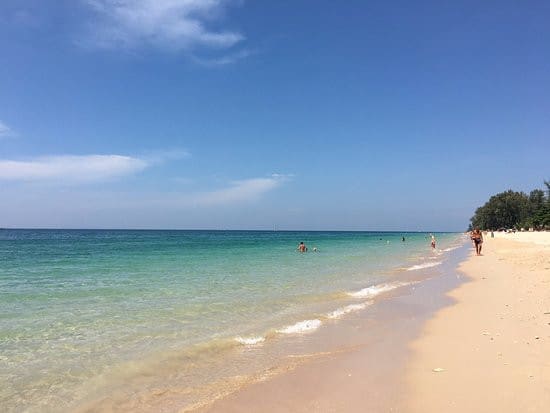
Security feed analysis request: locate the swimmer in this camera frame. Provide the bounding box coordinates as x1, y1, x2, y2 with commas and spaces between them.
297, 242, 307, 252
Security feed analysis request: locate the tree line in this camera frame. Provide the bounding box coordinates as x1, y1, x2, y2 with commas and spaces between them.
469, 181, 550, 230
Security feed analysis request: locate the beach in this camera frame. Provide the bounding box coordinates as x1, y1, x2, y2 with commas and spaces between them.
2, 230, 548, 412
202, 232, 550, 412
4, 1, 550, 410
405, 232, 550, 412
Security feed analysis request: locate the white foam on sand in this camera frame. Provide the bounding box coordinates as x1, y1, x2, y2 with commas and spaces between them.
277, 319, 322, 334
326, 302, 371, 319
234, 336, 266, 345
406, 261, 442, 271
348, 281, 411, 298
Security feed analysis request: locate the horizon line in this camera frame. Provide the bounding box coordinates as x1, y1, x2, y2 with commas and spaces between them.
0, 227, 463, 233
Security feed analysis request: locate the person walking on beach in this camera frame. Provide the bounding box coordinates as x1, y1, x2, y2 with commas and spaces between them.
297, 242, 308, 253
470, 228, 483, 256
430, 234, 436, 249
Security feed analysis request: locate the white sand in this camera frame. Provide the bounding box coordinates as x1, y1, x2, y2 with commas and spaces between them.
491, 230, 550, 246
404, 233, 550, 412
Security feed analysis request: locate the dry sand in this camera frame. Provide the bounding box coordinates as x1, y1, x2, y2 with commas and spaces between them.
491, 230, 550, 246
404, 233, 550, 412
199, 233, 549, 413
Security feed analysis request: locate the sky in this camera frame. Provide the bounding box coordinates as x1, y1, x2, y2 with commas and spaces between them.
0, 0, 549, 231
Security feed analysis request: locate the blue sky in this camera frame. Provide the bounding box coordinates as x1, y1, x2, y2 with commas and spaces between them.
0, 0, 548, 230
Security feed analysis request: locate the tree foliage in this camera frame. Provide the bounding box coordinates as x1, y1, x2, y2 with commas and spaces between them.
470, 181, 550, 230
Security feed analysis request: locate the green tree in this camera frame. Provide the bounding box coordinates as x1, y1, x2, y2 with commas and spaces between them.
532, 180, 550, 228
529, 189, 545, 212
470, 181, 550, 230
526, 189, 546, 228
470, 190, 529, 230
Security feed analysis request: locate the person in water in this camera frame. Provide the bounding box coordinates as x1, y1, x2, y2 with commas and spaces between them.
470, 228, 483, 256
402, 236, 405, 242
430, 234, 436, 249
297, 242, 308, 252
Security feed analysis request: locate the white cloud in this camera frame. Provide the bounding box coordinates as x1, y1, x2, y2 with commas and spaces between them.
0, 120, 14, 138
192, 174, 287, 206
0, 173, 291, 227
83, 0, 244, 51
114, 175, 287, 208
0, 154, 148, 183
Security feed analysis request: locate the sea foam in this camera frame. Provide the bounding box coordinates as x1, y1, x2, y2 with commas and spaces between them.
277, 319, 322, 334
406, 261, 441, 271
348, 281, 410, 298
327, 302, 371, 319
234, 336, 266, 345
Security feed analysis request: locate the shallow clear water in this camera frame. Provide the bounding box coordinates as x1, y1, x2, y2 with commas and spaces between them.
0, 230, 463, 411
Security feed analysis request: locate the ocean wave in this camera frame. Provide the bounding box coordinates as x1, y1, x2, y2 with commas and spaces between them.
348, 281, 410, 298
406, 261, 441, 271
234, 335, 266, 345
277, 319, 322, 334
326, 302, 371, 319
443, 246, 460, 252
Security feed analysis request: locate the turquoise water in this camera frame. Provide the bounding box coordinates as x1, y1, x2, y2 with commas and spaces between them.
0, 230, 463, 411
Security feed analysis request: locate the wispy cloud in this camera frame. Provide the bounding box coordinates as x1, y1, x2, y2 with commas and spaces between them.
99, 174, 289, 208
0, 172, 291, 227
191, 49, 252, 66
83, 0, 244, 52
192, 174, 288, 206
0, 154, 149, 183
0, 120, 15, 138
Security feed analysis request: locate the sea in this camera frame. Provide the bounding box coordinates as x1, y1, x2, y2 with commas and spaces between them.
0, 229, 465, 412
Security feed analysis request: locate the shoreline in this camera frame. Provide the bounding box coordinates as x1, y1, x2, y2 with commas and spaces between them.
198, 242, 471, 412
2, 231, 464, 412
199, 233, 550, 412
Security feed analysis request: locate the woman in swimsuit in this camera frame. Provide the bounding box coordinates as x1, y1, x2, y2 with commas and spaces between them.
470, 228, 483, 256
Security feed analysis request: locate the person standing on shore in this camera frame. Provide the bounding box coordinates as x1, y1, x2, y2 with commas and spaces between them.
470, 228, 483, 256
